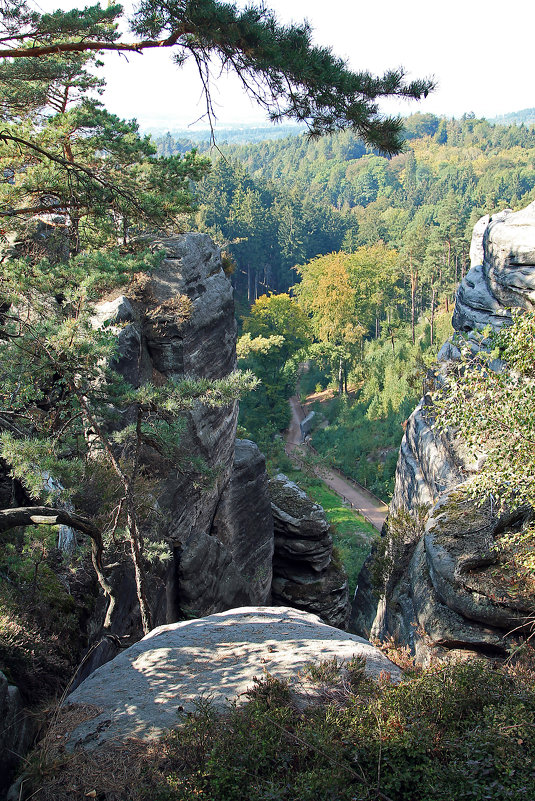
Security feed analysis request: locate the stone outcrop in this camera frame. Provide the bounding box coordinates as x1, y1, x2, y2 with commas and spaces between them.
453, 201, 535, 331
79, 235, 275, 676
210, 439, 274, 604
0, 672, 34, 797
63, 607, 401, 751
359, 200, 535, 663
269, 475, 350, 629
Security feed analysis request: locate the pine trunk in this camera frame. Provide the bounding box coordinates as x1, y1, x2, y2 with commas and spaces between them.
127, 502, 152, 635
338, 355, 344, 395
410, 261, 418, 346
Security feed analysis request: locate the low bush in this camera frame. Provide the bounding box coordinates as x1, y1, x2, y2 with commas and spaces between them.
136, 660, 535, 801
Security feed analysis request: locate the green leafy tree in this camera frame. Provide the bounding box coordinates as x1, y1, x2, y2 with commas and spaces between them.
0, 49, 210, 254
295, 253, 365, 394
238, 294, 311, 442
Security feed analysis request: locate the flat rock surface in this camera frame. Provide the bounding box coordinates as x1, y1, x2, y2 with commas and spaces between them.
65, 606, 401, 750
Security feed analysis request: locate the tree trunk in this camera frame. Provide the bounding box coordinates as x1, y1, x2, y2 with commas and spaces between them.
410, 260, 418, 346
0, 505, 116, 628
338, 354, 344, 395
127, 501, 152, 635
430, 285, 436, 346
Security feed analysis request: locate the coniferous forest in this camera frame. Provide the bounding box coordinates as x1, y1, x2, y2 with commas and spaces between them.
155, 114, 535, 496
2, 3, 535, 800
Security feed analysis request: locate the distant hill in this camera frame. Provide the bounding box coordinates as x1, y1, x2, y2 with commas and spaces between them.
144, 123, 305, 147
489, 108, 535, 126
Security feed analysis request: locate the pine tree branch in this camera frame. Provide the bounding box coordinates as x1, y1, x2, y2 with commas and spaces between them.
0, 504, 117, 627
0, 30, 188, 59
0, 504, 97, 537
0, 131, 147, 216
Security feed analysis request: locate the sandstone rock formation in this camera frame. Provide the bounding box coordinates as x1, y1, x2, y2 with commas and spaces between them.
84, 235, 274, 657
453, 201, 535, 331
64, 607, 401, 751
358, 200, 535, 663
0, 672, 33, 797
269, 475, 351, 629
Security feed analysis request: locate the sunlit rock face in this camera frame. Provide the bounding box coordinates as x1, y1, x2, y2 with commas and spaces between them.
78, 234, 351, 686
64, 607, 401, 751
453, 201, 535, 331
357, 200, 535, 663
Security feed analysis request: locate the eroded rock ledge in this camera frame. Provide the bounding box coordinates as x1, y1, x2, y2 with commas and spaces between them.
269, 475, 351, 629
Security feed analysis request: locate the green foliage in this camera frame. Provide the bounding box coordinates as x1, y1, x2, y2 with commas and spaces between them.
0, 524, 90, 700
433, 311, 535, 588
308, 312, 452, 499
138, 661, 535, 801
193, 158, 355, 292
434, 311, 535, 511
3, 0, 432, 153
205, 113, 535, 313
238, 294, 311, 446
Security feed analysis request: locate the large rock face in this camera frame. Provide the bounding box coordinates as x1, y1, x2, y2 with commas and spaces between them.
453, 201, 535, 331
64, 607, 401, 751
269, 475, 351, 629
362, 201, 535, 663
85, 235, 274, 664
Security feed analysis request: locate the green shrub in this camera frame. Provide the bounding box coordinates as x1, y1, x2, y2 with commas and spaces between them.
139, 660, 535, 801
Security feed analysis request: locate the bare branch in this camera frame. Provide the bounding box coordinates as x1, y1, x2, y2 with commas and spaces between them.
0, 29, 189, 59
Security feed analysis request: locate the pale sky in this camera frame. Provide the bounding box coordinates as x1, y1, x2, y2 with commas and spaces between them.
33, 0, 535, 131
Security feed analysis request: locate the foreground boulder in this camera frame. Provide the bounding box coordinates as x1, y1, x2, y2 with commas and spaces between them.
269, 475, 351, 629
64, 607, 401, 750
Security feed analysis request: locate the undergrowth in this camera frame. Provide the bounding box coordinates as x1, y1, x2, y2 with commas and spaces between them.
143, 660, 535, 801
0, 525, 94, 702
23, 658, 535, 801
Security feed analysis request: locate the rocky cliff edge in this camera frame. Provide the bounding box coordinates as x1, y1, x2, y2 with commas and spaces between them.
358, 201, 535, 663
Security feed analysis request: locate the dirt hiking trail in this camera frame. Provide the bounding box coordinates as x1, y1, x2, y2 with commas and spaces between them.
285, 396, 388, 532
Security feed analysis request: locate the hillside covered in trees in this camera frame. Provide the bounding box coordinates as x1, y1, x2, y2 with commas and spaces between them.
157, 113, 535, 497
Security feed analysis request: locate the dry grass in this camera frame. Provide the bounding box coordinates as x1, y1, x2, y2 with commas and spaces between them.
20, 704, 159, 801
